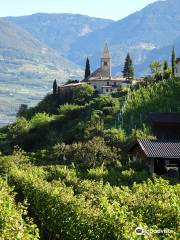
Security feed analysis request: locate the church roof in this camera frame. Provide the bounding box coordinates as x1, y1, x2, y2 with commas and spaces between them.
102, 43, 111, 59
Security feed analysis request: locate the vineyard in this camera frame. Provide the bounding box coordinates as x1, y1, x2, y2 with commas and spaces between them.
0, 78, 180, 239
118, 78, 180, 132
0, 149, 179, 240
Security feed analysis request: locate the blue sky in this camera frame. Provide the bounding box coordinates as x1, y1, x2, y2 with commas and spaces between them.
0, 0, 159, 20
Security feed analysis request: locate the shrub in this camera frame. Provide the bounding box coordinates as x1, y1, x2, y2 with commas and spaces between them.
29, 113, 54, 128
53, 137, 120, 168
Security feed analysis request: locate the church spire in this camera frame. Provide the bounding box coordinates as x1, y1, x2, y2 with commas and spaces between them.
102, 43, 111, 59
101, 43, 111, 77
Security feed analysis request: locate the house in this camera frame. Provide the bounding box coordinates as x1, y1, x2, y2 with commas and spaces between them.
57, 82, 86, 98
84, 44, 132, 94
128, 112, 180, 178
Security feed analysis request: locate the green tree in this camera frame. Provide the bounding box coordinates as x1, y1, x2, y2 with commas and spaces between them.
16, 104, 28, 118
123, 53, 134, 79
74, 84, 94, 104
163, 60, 172, 79
8, 117, 29, 139
53, 79, 57, 94
171, 47, 176, 77
150, 60, 163, 81
150, 60, 162, 75
29, 113, 54, 128
84, 57, 91, 79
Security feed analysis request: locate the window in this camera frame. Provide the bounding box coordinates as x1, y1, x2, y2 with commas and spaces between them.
106, 89, 109, 92
94, 85, 97, 89
114, 82, 116, 86
104, 61, 108, 66
107, 82, 109, 86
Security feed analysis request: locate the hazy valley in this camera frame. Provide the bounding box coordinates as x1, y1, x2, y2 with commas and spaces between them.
1, 0, 180, 125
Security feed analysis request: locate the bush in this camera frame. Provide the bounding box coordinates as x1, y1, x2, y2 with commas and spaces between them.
0, 177, 39, 239
53, 137, 120, 168
29, 113, 54, 128
74, 84, 95, 104
8, 117, 29, 139
104, 128, 127, 148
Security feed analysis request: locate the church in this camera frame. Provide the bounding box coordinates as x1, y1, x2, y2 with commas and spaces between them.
84, 44, 132, 94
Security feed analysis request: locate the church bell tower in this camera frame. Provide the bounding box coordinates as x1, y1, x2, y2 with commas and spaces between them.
101, 43, 111, 78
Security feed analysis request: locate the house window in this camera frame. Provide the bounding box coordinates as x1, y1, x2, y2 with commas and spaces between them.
94, 85, 97, 89
106, 89, 109, 92
104, 61, 108, 66
107, 82, 109, 86
114, 82, 116, 86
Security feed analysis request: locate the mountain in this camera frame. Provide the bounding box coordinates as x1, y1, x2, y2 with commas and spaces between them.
68, 0, 180, 73
5, 1, 180, 76
5, 13, 113, 57
0, 18, 83, 127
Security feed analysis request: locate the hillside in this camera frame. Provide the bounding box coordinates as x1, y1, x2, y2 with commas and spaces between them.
0, 77, 179, 239
5, 13, 113, 57
0, 19, 83, 127
119, 77, 180, 132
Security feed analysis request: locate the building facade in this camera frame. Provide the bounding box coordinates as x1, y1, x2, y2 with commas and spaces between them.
84, 44, 132, 94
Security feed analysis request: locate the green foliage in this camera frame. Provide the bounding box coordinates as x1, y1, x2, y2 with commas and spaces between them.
8, 117, 29, 139
16, 104, 28, 118
163, 60, 172, 79
131, 125, 156, 141
84, 57, 91, 79
171, 47, 176, 77
87, 165, 108, 181
104, 128, 127, 148
150, 60, 163, 81
58, 103, 84, 117
52, 137, 120, 168
120, 78, 180, 132
0, 155, 179, 240
0, 177, 39, 240
123, 53, 134, 79
150, 61, 163, 75
74, 84, 95, 104
53, 79, 57, 94
65, 79, 79, 84
29, 112, 54, 128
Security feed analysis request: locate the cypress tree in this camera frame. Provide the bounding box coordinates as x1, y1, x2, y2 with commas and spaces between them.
123, 53, 134, 79
163, 60, 168, 72
84, 57, 91, 79
163, 60, 172, 80
171, 47, 176, 77
53, 79, 57, 94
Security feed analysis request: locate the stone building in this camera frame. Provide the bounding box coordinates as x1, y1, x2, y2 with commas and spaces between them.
84, 44, 132, 94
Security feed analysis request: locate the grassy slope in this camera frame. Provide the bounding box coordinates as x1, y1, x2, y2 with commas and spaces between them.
119, 78, 180, 132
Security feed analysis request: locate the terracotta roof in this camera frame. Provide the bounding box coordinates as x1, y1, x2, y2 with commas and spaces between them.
129, 139, 180, 159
